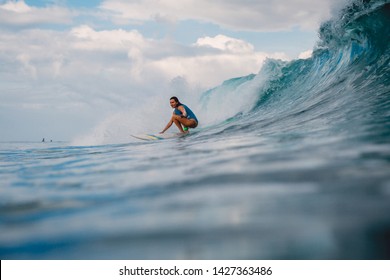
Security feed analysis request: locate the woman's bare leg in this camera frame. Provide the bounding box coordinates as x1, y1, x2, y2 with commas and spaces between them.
172, 115, 185, 133
171, 115, 197, 132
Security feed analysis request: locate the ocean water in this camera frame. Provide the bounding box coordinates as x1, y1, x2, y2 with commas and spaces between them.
1, 0, 390, 259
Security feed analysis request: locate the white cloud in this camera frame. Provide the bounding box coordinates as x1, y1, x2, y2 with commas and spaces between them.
149, 35, 288, 87
0, 25, 287, 109
0, 0, 31, 12
195, 35, 254, 54
67, 26, 287, 88
16, 53, 37, 79
100, 0, 339, 31
0, 0, 73, 26
70, 25, 145, 51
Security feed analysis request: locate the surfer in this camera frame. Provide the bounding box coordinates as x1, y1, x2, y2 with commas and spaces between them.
160, 96, 198, 134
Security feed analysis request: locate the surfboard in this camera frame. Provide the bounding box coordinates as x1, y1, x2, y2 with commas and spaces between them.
131, 133, 186, 141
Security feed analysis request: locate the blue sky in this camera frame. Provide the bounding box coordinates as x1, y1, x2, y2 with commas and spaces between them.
0, 0, 344, 142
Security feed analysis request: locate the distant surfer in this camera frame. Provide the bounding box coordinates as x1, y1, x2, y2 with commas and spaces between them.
160, 96, 198, 134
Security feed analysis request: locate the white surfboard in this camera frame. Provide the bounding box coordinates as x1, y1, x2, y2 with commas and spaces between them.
131, 133, 186, 141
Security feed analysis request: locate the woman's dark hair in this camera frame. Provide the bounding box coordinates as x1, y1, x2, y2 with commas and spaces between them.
170, 96, 181, 105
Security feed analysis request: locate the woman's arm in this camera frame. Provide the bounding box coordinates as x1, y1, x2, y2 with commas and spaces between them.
160, 117, 173, 134
177, 105, 187, 117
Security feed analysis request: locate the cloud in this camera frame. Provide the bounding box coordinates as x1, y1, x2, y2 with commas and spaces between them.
16, 53, 37, 78
147, 34, 288, 87
0, 0, 31, 12
0, 24, 287, 111
0, 0, 73, 26
99, 0, 338, 31
195, 35, 254, 54
70, 25, 145, 51
67, 26, 286, 88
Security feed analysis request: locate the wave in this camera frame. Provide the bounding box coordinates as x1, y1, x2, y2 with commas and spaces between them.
201, 0, 390, 138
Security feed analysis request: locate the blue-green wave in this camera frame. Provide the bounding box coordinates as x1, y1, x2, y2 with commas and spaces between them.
201, 0, 390, 141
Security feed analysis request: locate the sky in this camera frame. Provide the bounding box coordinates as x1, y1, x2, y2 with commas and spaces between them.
0, 0, 346, 142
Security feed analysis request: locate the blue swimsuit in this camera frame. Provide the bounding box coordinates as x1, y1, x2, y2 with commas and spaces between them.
174, 104, 198, 123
